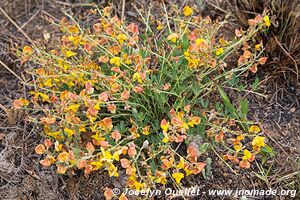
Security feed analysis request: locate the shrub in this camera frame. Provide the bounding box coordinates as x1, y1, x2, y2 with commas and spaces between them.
16, 5, 271, 199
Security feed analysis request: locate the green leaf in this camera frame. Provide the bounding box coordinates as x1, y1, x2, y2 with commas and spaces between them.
240, 196, 248, 200
138, 112, 145, 120
215, 102, 223, 112
261, 145, 275, 157
202, 157, 212, 180
199, 143, 210, 153
72, 147, 81, 156
262, 155, 267, 164
228, 72, 239, 86
199, 97, 205, 107
198, 118, 206, 137
132, 107, 138, 120
150, 160, 156, 174
204, 99, 209, 108
217, 86, 236, 115
119, 121, 125, 131
252, 77, 260, 91
240, 99, 249, 120
218, 86, 247, 131
253, 171, 267, 181
238, 84, 246, 91
182, 35, 189, 51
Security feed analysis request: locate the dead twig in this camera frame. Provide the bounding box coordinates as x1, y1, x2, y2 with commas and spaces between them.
206, 1, 228, 14
273, 34, 299, 83
121, 0, 126, 22
0, 7, 35, 45
51, 0, 94, 7
41, 10, 60, 23
0, 60, 24, 83
20, 9, 40, 29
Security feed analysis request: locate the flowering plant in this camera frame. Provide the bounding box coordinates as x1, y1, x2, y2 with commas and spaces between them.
16, 5, 271, 199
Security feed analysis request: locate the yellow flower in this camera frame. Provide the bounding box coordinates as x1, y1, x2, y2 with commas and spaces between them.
94, 102, 100, 110
156, 20, 164, 30
116, 33, 128, 44
233, 143, 242, 152
184, 51, 190, 58
216, 48, 224, 56
67, 104, 80, 113
172, 172, 184, 183
108, 163, 119, 177
249, 125, 261, 133
68, 35, 82, 46
20, 98, 29, 106
181, 122, 189, 130
122, 53, 132, 64
195, 38, 205, 46
49, 156, 56, 163
110, 57, 121, 66
103, 6, 112, 17
64, 128, 74, 137
142, 125, 150, 135
252, 136, 265, 148
13, 98, 29, 109
162, 136, 169, 143
133, 72, 142, 83
183, 6, 193, 17
255, 43, 262, 50
44, 79, 52, 87
167, 33, 180, 43
57, 59, 69, 70
22, 46, 33, 55
263, 15, 271, 27
237, 134, 245, 141
79, 126, 86, 133
112, 151, 120, 161
134, 182, 146, 191
183, 166, 192, 176
219, 37, 227, 45
47, 131, 62, 140
100, 147, 119, 163
186, 57, 199, 68
91, 160, 103, 170
65, 50, 77, 58
176, 157, 185, 169
66, 80, 74, 88
54, 141, 63, 152
160, 119, 170, 133
38, 93, 49, 102
242, 149, 252, 161
155, 171, 167, 184
102, 152, 112, 162
68, 25, 79, 34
